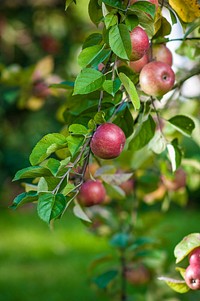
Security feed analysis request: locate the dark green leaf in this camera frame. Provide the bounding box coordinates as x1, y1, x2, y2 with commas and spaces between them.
109, 24, 132, 60
93, 270, 118, 289
13, 166, 52, 181
50, 81, 74, 89
130, 115, 156, 151
113, 106, 134, 138
130, 1, 156, 19
102, 0, 125, 10
88, 0, 103, 25
73, 68, 105, 95
30, 133, 68, 166
125, 15, 139, 31
168, 115, 195, 137
110, 233, 129, 248
78, 45, 104, 68
83, 33, 103, 49
37, 193, 67, 223
10, 191, 38, 209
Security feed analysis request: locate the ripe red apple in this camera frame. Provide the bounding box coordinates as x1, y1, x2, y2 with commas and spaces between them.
77, 180, 106, 207
129, 53, 149, 73
151, 44, 173, 66
185, 264, 200, 290
189, 247, 200, 266
130, 0, 159, 9
139, 61, 175, 97
130, 26, 149, 61
90, 123, 126, 159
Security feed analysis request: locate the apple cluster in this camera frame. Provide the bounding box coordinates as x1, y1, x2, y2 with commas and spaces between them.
185, 247, 200, 290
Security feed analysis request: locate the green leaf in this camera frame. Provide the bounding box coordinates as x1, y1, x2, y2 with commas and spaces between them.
110, 233, 129, 248
61, 182, 76, 196
66, 136, 85, 157
50, 81, 74, 89
65, 0, 76, 10
73, 68, 105, 95
10, 191, 38, 209
30, 133, 68, 166
42, 158, 61, 177
148, 132, 167, 154
90, 49, 111, 69
69, 124, 88, 135
167, 139, 182, 172
94, 111, 106, 124
118, 72, 140, 110
109, 24, 132, 60
113, 106, 134, 138
37, 193, 67, 223
73, 203, 92, 222
93, 270, 118, 289
13, 166, 52, 181
125, 15, 139, 31
130, 1, 156, 19
102, 0, 125, 10
83, 33, 103, 49
102, 78, 121, 96
38, 177, 49, 192
101, 173, 132, 185
168, 115, 195, 137
174, 233, 200, 264
158, 277, 190, 293
78, 45, 104, 68
88, 0, 103, 25
130, 115, 156, 151
104, 13, 118, 29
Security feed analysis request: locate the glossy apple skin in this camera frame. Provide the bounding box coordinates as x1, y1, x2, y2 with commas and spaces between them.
77, 180, 106, 207
185, 264, 200, 290
130, 0, 159, 9
139, 61, 175, 97
90, 123, 126, 159
129, 53, 149, 73
152, 44, 173, 66
189, 247, 200, 266
130, 27, 149, 61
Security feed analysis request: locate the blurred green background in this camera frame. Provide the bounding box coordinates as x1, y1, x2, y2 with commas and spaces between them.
0, 1, 200, 300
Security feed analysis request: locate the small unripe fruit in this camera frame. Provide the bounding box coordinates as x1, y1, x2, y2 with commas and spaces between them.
189, 247, 200, 266
77, 180, 106, 207
90, 123, 126, 159
185, 264, 200, 290
152, 44, 173, 66
130, 27, 149, 61
129, 54, 149, 73
139, 61, 175, 97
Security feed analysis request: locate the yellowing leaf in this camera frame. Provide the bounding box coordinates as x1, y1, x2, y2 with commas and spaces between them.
169, 0, 200, 22
32, 56, 54, 80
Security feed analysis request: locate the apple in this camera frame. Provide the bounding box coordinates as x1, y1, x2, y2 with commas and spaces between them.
77, 180, 106, 207
90, 123, 126, 159
33, 80, 50, 98
40, 35, 60, 54
129, 53, 149, 73
161, 168, 186, 191
84, 162, 99, 180
189, 247, 200, 266
125, 264, 151, 285
130, 0, 159, 9
120, 179, 134, 195
151, 44, 173, 66
139, 61, 175, 97
185, 264, 200, 290
130, 26, 149, 61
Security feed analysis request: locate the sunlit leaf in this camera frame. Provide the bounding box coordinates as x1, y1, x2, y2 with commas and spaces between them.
109, 24, 132, 60
168, 115, 195, 137
174, 233, 200, 263
119, 72, 140, 110
158, 277, 190, 293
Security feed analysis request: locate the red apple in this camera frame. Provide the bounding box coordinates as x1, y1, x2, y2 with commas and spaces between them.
90, 123, 126, 159
139, 61, 175, 97
151, 44, 173, 66
77, 180, 106, 207
130, 26, 149, 61
120, 179, 134, 195
129, 53, 149, 73
130, 0, 159, 9
189, 247, 200, 266
185, 264, 200, 290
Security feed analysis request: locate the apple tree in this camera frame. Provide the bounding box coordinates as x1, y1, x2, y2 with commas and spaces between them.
10, 0, 200, 300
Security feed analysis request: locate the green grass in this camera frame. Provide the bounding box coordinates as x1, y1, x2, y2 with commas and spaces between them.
0, 206, 200, 301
